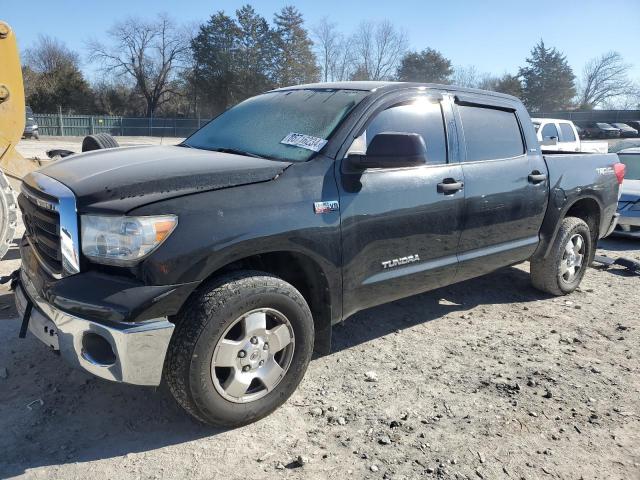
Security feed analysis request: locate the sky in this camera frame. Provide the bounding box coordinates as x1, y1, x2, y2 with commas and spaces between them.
4, 0, 640, 82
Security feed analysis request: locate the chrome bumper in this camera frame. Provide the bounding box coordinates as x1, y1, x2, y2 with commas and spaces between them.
15, 270, 174, 386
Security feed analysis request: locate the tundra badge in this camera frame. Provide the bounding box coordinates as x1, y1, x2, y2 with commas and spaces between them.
381, 254, 420, 269
314, 201, 339, 214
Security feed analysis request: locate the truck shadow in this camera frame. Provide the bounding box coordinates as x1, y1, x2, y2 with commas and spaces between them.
0, 265, 547, 477
332, 265, 546, 353
597, 236, 639, 252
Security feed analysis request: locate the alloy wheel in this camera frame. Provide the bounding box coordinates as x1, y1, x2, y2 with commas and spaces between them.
211, 308, 295, 403
559, 233, 585, 283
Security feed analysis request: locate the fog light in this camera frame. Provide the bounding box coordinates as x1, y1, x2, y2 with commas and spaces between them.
81, 333, 116, 366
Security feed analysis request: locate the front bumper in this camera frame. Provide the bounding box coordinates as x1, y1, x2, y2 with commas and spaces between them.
15, 269, 175, 386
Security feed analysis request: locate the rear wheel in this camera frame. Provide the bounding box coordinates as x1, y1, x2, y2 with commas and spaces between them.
531, 216, 591, 295
164, 271, 314, 427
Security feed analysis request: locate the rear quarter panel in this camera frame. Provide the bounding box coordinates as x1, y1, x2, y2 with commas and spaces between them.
534, 152, 620, 258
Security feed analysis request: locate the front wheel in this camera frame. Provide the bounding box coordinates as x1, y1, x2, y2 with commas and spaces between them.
530, 216, 591, 295
164, 271, 314, 427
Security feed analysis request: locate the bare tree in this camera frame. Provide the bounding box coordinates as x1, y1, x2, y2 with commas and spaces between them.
88, 14, 190, 117
351, 20, 407, 81
312, 17, 354, 82
451, 65, 480, 88
313, 17, 338, 82
578, 51, 634, 109
601, 82, 640, 109
24, 35, 80, 73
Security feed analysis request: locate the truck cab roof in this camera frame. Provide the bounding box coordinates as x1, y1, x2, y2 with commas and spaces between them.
272, 81, 521, 103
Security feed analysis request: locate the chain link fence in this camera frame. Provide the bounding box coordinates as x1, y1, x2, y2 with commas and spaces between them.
31, 110, 640, 137
33, 114, 212, 137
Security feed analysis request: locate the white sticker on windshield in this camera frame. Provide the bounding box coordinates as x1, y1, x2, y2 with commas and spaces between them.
280, 132, 328, 152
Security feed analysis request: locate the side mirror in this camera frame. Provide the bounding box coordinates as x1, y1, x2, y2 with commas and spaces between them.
348, 132, 427, 169
541, 136, 558, 146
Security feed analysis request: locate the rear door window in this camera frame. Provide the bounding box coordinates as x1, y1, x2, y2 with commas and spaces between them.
458, 105, 524, 162
558, 123, 576, 142
541, 123, 559, 139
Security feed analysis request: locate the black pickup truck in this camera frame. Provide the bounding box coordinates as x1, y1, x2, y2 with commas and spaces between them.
14, 82, 624, 427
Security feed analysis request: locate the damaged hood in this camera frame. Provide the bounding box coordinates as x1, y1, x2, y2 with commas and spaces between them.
38, 145, 291, 212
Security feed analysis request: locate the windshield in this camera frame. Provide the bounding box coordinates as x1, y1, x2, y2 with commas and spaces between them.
184, 89, 368, 162
597, 123, 613, 128
620, 152, 640, 180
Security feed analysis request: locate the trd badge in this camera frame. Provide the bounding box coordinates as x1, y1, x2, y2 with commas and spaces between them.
314, 201, 339, 214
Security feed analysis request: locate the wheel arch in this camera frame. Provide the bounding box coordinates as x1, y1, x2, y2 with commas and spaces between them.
534, 194, 603, 261
178, 250, 337, 356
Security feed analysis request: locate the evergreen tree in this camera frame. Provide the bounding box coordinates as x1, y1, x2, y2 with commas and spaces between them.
518, 40, 576, 112
273, 6, 319, 86
191, 12, 241, 113
236, 5, 276, 97
396, 48, 453, 84
481, 73, 524, 98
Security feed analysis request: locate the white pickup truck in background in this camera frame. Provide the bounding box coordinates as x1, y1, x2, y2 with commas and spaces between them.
532, 117, 581, 152
531, 117, 609, 153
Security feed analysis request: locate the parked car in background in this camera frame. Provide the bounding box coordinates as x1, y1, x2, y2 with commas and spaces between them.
531, 118, 580, 151
576, 122, 621, 139
625, 121, 640, 133
22, 106, 38, 139
613, 147, 640, 238
610, 123, 639, 138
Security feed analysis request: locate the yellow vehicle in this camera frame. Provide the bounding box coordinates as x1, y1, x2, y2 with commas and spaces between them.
0, 21, 119, 260
0, 20, 25, 260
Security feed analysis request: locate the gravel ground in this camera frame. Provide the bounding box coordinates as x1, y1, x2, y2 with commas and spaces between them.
0, 216, 638, 479
1, 136, 638, 479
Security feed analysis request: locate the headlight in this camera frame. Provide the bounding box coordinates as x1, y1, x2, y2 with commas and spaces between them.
81, 215, 177, 266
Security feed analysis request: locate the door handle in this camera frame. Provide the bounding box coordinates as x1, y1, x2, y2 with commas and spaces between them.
528, 171, 547, 184
437, 178, 464, 194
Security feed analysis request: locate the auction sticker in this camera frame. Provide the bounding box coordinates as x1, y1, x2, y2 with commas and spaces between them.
280, 132, 328, 152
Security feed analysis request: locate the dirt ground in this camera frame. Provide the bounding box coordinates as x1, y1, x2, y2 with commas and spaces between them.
0, 138, 638, 480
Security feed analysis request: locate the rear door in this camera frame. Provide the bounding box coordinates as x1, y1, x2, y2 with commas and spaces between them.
557, 122, 580, 151
453, 95, 549, 282
338, 92, 465, 318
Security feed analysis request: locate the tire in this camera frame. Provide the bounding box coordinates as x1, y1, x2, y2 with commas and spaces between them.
81, 133, 119, 152
531, 216, 591, 296
164, 271, 314, 427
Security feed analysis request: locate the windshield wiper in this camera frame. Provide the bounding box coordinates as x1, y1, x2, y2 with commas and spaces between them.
212, 147, 265, 159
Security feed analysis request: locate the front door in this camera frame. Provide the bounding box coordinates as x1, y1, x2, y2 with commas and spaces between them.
338, 94, 465, 318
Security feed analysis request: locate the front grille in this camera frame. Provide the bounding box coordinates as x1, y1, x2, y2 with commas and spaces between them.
18, 184, 63, 275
